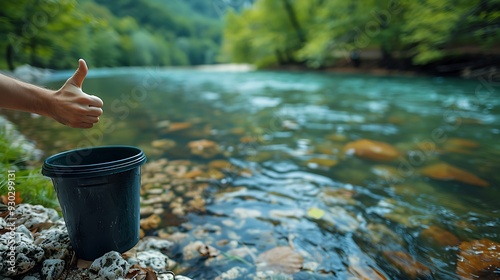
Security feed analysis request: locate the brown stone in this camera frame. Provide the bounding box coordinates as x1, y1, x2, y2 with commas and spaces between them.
256, 246, 303, 274
209, 159, 233, 171
348, 255, 388, 280
420, 225, 460, 247
140, 214, 161, 230
420, 163, 489, 187
456, 239, 500, 279
166, 122, 192, 133
187, 139, 221, 158
183, 169, 203, 179
240, 136, 258, 143
151, 139, 176, 150
382, 251, 432, 279
205, 168, 225, 180
342, 139, 400, 161
447, 138, 480, 149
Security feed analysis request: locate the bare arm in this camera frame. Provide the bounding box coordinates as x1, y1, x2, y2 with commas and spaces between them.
0, 59, 103, 128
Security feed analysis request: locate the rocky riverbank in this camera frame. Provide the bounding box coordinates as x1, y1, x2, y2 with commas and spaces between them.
0, 203, 193, 280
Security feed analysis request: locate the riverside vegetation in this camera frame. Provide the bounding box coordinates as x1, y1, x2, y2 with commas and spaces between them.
1, 0, 499, 75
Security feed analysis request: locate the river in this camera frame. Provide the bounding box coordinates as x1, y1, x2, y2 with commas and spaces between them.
11, 67, 500, 279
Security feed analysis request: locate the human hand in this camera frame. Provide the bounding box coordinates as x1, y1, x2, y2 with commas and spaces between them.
49, 59, 103, 128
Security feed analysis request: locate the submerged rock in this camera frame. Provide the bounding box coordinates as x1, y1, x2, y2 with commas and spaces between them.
371, 165, 403, 183
151, 139, 176, 151
215, 267, 249, 280
165, 122, 193, 133
209, 159, 234, 171
372, 198, 433, 227
443, 138, 479, 154
342, 139, 400, 161
348, 255, 388, 280
256, 246, 303, 274
321, 188, 356, 206
420, 225, 460, 247
183, 240, 219, 261
362, 223, 405, 248
420, 162, 489, 187
187, 139, 221, 158
140, 214, 162, 231
456, 239, 500, 279
382, 251, 432, 279
309, 206, 361, 233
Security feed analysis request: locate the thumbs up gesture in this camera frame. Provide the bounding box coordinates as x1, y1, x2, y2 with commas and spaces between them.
50, 59, 103, 128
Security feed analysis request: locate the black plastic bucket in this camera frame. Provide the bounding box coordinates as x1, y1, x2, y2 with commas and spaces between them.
42, 145, 147, 260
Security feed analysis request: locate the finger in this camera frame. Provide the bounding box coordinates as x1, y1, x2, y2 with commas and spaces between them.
86, 106, 103, 117
88, 95, 103, 108
82, 115, 100, 123
68, 59, 88, 88
79, 122, 95, 129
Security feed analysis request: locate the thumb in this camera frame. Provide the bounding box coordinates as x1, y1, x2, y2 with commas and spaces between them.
68, 59, 88, 88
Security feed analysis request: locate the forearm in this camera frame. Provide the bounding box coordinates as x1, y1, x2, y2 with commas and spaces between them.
0, 74, 53, 117
0, 59, 103, 129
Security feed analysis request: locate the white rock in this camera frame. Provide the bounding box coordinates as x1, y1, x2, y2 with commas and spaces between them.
255, 270, 292, 279
41, 259, 65, 280
136, 237, 174, 252
11, 204, 59, 230
321, 206, 361, 233
140, 206, 155, 216
233, 208, 261, 219
171, 276, 194, 280
0, 217, 7, 230
34, 227, 71, 259
16, 225, 34, 241
128, 250, 171, 271
215, 267, 248, 280
88, 251, 130, 280
0, 227, 44, 277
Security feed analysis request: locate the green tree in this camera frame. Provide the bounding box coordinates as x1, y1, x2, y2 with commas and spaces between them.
402, 0, 469, 64
0, 0, 90, 69
222, 0, 307, 67
222, 0, 500, 68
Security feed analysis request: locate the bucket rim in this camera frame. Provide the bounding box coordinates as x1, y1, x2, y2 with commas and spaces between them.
42, 145, 146, 178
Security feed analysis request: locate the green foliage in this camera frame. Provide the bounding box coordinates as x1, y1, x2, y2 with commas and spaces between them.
222, 0, 308, 67
0, 0, 224, 69
222, 0, 500, 68
0, 121, 58, 209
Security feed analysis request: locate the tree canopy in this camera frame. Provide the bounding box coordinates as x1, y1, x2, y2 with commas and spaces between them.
1, 0, 498, 71
0, 0, 228, 70
222, 0, 500, 69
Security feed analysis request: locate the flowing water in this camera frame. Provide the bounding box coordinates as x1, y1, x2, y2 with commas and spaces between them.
10, 67, 500, 279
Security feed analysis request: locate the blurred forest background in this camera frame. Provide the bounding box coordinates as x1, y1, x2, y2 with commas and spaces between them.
1, 0, 499, 76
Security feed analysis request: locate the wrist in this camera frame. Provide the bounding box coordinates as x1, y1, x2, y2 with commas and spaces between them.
20, 80, 55, 118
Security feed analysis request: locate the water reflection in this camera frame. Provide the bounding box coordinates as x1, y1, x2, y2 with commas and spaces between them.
12, 68, 500, 278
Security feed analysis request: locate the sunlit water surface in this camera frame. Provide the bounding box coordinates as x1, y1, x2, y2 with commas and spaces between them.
10, 68, 500, 279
